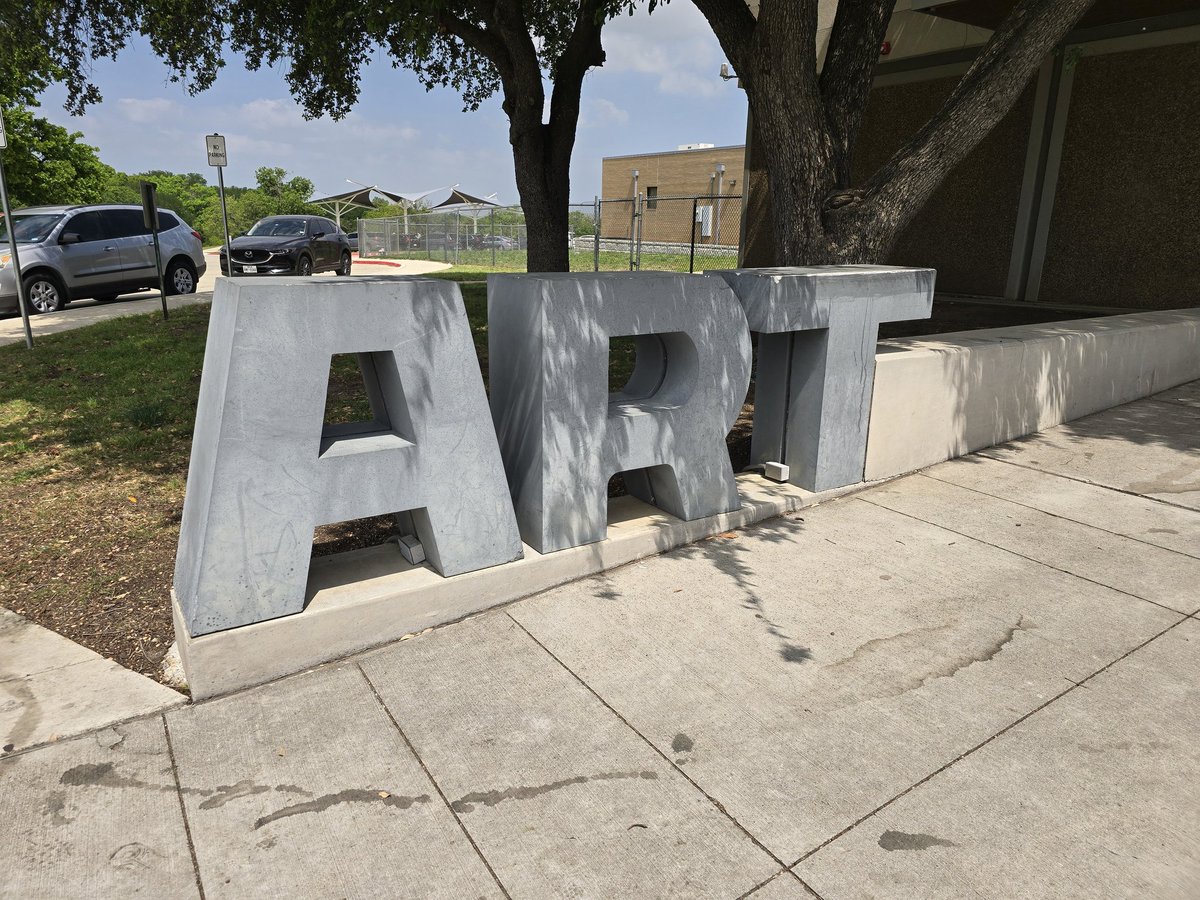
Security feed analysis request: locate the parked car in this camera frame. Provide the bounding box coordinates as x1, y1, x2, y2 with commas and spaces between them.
0, 204, 206, 314
219, 215, 352, 277
345, 231, 359, 252
478, 234, 518, 250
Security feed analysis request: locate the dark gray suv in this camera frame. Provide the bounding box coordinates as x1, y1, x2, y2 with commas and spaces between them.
0, 204, 207, 314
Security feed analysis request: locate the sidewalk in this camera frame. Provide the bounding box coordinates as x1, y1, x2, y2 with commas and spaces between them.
2, 384, 1197, 898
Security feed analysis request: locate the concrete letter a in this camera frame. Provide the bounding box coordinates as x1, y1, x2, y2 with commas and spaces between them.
174, 277, 523, 636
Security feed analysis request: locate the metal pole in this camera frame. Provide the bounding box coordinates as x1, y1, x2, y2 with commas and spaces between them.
593, 196, 600, 272
152, 225, 169, 320
689, 197, 698, 274
635, 192, 644, 271
491, 208, 496, 268
0, 152, 33, 349
216, 166, 232, 275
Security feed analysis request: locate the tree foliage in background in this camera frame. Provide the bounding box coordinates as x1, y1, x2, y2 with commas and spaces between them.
17, 0, 645, 271
0, 106, 120, 207
690, 0, 1096, 265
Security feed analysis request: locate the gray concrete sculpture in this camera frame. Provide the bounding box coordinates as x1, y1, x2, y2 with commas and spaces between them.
174, 276, 523, 636
718, 265, 935, 492
489, 272, 752, 554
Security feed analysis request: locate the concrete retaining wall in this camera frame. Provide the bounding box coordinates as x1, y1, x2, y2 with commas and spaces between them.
864, 308, 1200, 481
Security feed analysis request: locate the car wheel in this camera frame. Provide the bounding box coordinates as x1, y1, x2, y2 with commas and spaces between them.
336, 251, 352, 276
166, 259, 197, 295
24, 273, 65, 314
297, 255, 313, 276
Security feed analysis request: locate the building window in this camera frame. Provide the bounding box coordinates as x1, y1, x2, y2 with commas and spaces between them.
646, 186, 658, 210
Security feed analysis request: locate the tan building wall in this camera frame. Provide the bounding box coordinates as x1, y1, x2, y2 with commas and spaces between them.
600, 145, 745, 246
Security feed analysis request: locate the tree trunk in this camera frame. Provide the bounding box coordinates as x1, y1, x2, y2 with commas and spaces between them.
506, 116, 573, 273
694, 0, 1095, 268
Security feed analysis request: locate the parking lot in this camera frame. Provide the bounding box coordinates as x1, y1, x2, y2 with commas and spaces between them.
0, 252, 451, 347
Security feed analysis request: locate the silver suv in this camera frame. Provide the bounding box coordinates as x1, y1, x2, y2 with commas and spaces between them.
0, 204, 207, 314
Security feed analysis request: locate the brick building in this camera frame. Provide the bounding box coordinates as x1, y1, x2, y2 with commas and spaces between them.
599, 144, 744, 247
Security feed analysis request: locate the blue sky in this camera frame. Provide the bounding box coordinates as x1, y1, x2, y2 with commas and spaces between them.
36, 2, 748, 205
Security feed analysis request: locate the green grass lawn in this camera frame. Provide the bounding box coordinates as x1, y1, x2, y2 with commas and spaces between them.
376, 247, 739, 274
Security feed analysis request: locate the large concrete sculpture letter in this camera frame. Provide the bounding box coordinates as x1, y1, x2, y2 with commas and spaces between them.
718, 266, 934, 492
174, 277, 523, 635
489, 272, 752, 554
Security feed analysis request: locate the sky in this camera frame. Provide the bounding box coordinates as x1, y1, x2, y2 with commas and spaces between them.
36, 2, 749, 206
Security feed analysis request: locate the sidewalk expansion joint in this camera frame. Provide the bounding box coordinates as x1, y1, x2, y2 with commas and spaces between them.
789, 613, 1193, 869
981, 453, 1200, 514
918, 471, 1200, 562
355, 663, 513, 900
505, 613, 825, 900
857, 496, 1193, 617
163, 714, 207, 900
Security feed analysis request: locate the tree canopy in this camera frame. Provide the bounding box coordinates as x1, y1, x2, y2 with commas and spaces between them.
17, 0, 647, 269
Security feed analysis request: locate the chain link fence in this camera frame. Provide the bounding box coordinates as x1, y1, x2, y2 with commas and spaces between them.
357, 194, 742, 273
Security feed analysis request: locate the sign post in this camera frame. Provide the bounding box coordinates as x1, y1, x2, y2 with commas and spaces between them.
140, 180, 169, 320
0, 108, 34, 349
206, 134, 232, 275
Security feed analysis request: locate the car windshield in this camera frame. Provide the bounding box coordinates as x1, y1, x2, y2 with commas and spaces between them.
0, 213, 64, 244
247, 218, 307, 237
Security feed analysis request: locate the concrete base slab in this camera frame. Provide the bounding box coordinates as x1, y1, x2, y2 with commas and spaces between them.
796, 618, 1200, 899
0, 716, 199, 897
176, 473, 860, 699
1152, 380, 1200, 408
165, 664, 500, 898
359, 615, 780, 897
1, 608, 185, 754
507, 490, 1180, 861
981, 398, 1200, 510
863, 472, 1200, 613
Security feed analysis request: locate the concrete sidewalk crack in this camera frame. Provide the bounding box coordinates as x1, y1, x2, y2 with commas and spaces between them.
918, 471, 1200, 562
789, 614, 1193, 870
858, 496, 1191, 617
162, 715, 206, 900
506, 612, 825, 900
355, 663, 512, 900
979, 453, 1200, 514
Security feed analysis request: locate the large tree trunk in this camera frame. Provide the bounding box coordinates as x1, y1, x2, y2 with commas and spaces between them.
694, 0, 1095, 267
509, 119, 573, 273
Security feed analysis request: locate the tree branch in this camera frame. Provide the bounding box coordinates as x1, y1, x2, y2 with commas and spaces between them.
548, 0, 606, 145
818, 0, 892, 186
853, 0, 1095, 232
688, 0, 756, 77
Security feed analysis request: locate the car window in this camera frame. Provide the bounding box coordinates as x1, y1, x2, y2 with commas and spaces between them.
106, 208, 152, 239
0, 213, 63, 243
63, 211, 109, 243
159, 212, 181, 230
248, 219, 307, 237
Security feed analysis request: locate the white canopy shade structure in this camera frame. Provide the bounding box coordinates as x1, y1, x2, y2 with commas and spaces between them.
309, 183, 453, 229
432, 189, 502, 233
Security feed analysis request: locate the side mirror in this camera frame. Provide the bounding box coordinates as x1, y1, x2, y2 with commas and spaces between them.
312, 231, 326, 238
59, 232, 81, 245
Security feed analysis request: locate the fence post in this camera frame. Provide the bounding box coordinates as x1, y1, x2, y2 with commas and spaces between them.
634, 192, 644, 271
593, 196, 600, 272
491, 208, 497, 268
689, 197, 698, 273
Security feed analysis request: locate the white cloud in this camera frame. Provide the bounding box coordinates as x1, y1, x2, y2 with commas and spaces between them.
602, 2, 726, 96
580, 98, 629, 128
115, 97, 180, 123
